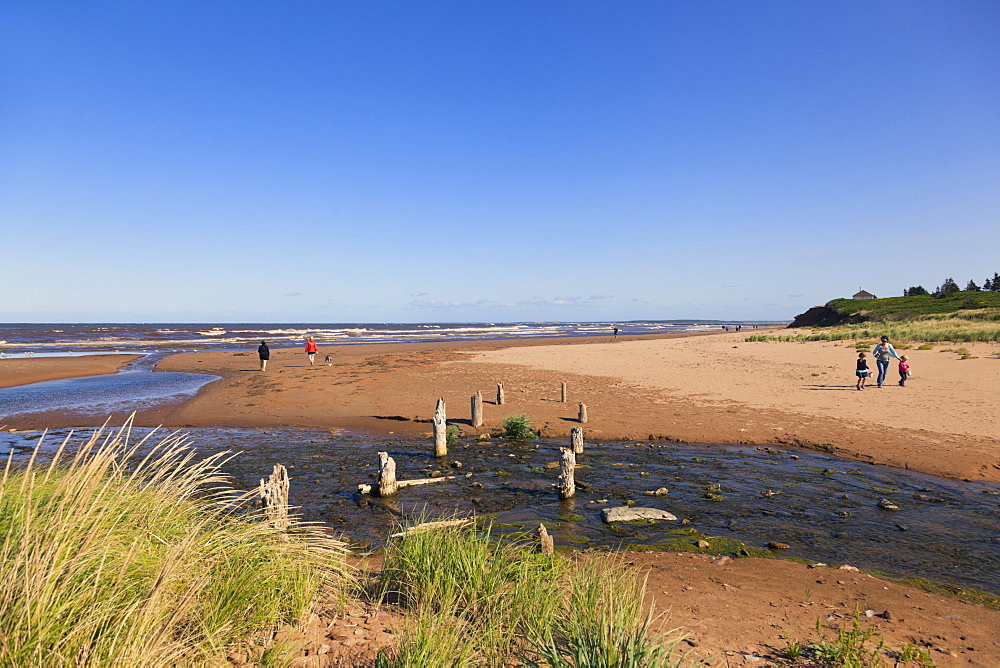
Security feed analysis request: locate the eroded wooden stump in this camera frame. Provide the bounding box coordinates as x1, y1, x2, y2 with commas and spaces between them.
377, 451, 399, 496
537, 523, 554, 556
259, 464, 290, 531
558, 447, 576, 500
433, 397, 447, 457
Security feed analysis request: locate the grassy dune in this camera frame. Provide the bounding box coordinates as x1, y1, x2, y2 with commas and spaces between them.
750, 307, 1000, 343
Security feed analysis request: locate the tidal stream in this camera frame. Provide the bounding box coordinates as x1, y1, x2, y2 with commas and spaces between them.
3, 427, 998, 596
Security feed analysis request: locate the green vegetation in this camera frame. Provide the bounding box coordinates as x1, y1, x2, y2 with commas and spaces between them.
446, 424, 461, 447
828, 291, 1000, 318
784, 608, 934, 666
749, 306, 1000, 343
0, 426, 347, 666
375, 524, 686, 666
502, 414, 537, 440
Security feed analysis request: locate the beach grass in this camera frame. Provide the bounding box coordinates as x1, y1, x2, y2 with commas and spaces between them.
0, 424, 348, 666
375, 522, 686, 666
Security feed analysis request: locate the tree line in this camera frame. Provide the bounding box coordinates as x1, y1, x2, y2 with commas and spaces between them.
903, 273, 1000, 296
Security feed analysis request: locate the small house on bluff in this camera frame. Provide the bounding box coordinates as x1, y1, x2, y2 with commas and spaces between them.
852, 289, 876, 300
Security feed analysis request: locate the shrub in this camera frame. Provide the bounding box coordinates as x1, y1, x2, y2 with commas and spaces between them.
446, 424, 461, 447
502, 414, 536, 440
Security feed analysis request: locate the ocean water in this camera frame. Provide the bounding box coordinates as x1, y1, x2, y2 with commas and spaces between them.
0, 320, 777, 357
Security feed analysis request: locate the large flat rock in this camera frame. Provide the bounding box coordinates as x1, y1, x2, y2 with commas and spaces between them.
601, 506, 677, 523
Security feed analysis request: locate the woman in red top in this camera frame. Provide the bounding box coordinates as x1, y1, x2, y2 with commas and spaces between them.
305, 337, 318, 366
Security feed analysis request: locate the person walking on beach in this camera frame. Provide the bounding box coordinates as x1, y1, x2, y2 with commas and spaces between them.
613, 326, 619, 340
258, 341, 270, 371
872, 336, 900, 388
305, 337, 318, 366
898, 355, 911, 386
856, 352, 870, 390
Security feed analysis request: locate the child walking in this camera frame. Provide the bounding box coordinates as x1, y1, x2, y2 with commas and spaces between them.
856, 352, 869, 390
898, 355, 911, 386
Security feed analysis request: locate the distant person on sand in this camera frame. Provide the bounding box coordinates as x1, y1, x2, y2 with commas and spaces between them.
305, 337, 318, 366
613, 326, 619, 340
856, 352, 870, 390
258, 341, 270, 371
871, 336, 900, 388
897, 355, 911, 386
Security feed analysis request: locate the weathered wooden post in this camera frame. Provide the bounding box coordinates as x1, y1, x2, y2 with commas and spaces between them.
471, 390, 483, 428
560, 381, 567, 403
433, 397, 447, 457
570, 426, 584, 454
259, 464, 290, 531
558, 447, 576, 500
537, 523, 554, 556
496, 382, 505, 405
377, 451, 399, 496
578, 402, 588, 424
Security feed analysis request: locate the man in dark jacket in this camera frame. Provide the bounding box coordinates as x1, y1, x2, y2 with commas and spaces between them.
258, 341, 270, 371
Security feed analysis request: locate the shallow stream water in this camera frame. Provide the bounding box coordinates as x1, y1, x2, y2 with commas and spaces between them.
0, 355, 218, 419
3, 426, 999, 596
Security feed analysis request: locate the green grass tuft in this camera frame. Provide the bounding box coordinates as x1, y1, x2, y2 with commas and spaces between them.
376, 522, 685, 666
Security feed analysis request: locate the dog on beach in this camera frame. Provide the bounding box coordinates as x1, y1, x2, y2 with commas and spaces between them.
325, 354, 333, 366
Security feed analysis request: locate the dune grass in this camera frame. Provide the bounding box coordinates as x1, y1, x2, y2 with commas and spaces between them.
375, 522, 687, 666
0, 423, 348, 666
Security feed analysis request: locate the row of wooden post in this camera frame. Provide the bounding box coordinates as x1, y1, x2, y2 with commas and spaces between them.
432, 383, 587, 457
261, 459, 561, 555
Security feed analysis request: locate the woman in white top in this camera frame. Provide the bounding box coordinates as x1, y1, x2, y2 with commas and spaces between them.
871, 336, 900, 388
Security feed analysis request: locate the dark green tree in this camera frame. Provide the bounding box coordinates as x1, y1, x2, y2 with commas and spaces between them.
935, 277, 960, 294
989, 273, 1000, 291
903, 285, 928, 296
966, 280, 981, 292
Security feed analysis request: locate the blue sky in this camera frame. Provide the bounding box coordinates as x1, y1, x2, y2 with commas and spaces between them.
2, 1, 998, 323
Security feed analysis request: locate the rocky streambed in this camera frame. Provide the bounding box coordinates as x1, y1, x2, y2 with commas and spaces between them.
4, 426, 999, 596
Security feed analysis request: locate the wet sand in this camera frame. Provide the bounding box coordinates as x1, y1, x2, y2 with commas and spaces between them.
0, 355, 140, 389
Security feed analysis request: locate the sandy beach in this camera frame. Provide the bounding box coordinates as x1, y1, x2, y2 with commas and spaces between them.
3, 331, 1000, 664
91, 330, 1000, 483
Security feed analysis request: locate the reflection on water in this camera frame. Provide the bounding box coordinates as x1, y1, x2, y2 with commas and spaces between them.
3, 427, 999, 596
